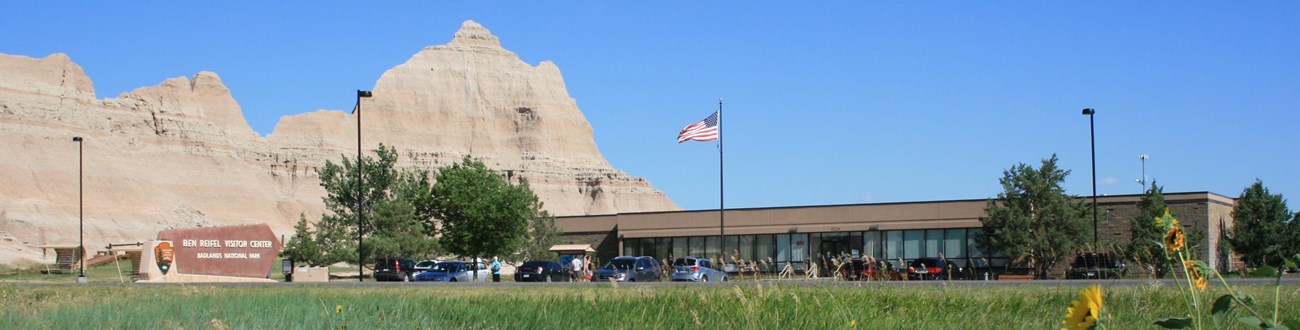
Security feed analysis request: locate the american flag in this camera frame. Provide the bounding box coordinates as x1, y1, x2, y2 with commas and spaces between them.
677, 111, 720, 143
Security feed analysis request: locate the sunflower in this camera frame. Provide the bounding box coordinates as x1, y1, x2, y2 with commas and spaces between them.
1061, 285, 1103, 330
1184, 260, 1206, 290
1164, 226, 1185, 253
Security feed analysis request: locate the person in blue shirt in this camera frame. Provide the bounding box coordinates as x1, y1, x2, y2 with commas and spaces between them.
491, 256, 502, 282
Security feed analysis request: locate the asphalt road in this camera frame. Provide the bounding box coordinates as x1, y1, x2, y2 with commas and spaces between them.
81, 276, 1295, 288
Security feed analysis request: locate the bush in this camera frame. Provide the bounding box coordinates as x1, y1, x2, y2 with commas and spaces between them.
1251, 265, 1277, 278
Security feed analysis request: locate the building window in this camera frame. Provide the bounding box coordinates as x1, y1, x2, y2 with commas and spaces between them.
689, 236, 705, 257
735, 236, 752, 261
705, 236, 721, 259
885, 231, 903, 261
944, 229, 966, 259
903, 230, 923, 259
864, 231, 881, 259
673, 237, 687, 259
925, 229, 944, 258
777, 234, 791, 263
756, 235, 775, 266
791, 233, 809, 268
623, 238, 638, 256
656, 238, 670, 261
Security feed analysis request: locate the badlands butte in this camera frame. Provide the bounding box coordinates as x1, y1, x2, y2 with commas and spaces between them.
0, 20, 678, 265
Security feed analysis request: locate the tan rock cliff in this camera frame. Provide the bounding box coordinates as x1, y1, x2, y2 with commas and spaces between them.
0, 20, 677, 264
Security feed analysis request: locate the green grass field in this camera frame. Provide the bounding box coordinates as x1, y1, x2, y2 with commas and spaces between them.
1, 281, 1295, 329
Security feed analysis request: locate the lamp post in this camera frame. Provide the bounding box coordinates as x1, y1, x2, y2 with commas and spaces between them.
1138, 154, 1149, 191
355, 90, 372, 282
1081, 108, 1098, 250
72, 136, 85, 283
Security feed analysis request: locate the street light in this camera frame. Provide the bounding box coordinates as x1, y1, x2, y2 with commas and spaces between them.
1137, 154, 1149, 191
354, 90, 372, 282
1081, 108, 1098, 251
72, 136, 86, 283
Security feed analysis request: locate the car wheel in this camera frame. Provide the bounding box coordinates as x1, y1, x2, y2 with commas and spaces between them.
544, 274, 552, 282
403, 273, 412, 282
701, 275, 709, 283
450, 278, 457, 282
722, 276, 727, 282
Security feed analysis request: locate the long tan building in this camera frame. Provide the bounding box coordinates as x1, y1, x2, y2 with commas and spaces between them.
555, 191, 1236, 276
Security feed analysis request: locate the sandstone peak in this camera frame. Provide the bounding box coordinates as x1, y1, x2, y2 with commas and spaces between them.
449, 20, 502, 49
0, 20, 678, 265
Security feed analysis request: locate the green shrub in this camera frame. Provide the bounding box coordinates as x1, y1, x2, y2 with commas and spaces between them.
1251, 265, 1277, 278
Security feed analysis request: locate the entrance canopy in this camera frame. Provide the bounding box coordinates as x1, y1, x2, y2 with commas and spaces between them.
548, 244, 595, 254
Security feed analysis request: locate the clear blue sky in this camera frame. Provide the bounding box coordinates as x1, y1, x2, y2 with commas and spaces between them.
5, 2, 1297, 212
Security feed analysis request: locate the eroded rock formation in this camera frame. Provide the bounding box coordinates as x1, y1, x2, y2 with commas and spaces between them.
0, 20, 677, 264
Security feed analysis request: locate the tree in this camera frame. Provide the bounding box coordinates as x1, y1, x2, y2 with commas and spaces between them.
279, 214, 324, 266
365, 199, 440, 260
431, 156, 537, 279
1126, 181, 1170, 277
509, 209, 563, 266
1229, 180, 1294, 268
977, 154, 1091, 279
311, 144, 438, 266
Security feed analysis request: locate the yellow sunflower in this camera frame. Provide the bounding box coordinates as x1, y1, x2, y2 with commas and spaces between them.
1061, 285, 1103, 330
1184, 260, 1206, 290
1164, 226, 1185, 253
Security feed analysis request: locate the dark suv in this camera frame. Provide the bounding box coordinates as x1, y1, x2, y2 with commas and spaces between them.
373, 258, 416, 282
1066, 253, 1124, 279
593, 256, 661, 282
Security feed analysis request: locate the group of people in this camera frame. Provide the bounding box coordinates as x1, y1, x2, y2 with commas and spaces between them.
568, 255, 592, 282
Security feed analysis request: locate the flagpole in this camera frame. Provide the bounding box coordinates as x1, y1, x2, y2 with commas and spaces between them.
718, 98, 725, 265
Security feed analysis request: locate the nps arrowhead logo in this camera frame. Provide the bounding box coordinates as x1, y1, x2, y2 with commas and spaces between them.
155, 242, 174, 275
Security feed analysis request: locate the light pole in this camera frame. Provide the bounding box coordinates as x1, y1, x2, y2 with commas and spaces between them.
1081, 108, 1098, 251
72, 136, 85, 283
1138, 154, 1149, 191
355, 90, 372, 282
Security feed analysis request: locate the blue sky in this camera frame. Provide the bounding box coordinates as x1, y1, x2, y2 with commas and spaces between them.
5, 2, 1297, 212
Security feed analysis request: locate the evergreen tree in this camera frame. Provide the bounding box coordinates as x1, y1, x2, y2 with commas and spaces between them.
1126, 181, 1170, 278
431, 156, 537, 279
1229, 180, 1294, 268
365, 199, 441, 260
977, 154, 1092, 279
279, 214, 323, 266
509, 208, 563, 265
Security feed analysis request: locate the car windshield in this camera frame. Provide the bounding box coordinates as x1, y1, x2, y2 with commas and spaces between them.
603, 259, 636, 270
430, 263, 461, 272
672, 258, 697, 266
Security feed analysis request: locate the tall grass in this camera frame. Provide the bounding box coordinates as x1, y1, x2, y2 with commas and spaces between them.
1, 282, 1295, 328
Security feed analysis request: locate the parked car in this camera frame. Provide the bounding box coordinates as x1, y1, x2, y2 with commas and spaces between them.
373, 258, 416, 282
906, 258, 947, 280
415, 260, 490, 282
841, 259, 889, 281
1066, 253, 1125, 279
514, 260, 567, 282
593, 256, 660, 282
414, 259, 440, 272
669, 257, 727, 282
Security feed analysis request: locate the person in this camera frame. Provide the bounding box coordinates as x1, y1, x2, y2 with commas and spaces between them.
570, 255, 583, 282
490, 256, 502, 283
